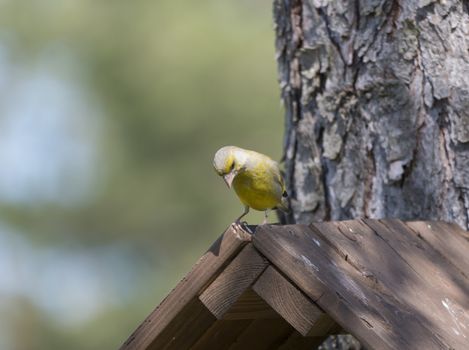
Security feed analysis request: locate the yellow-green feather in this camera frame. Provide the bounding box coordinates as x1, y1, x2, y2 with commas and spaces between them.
232, 156, 284, 211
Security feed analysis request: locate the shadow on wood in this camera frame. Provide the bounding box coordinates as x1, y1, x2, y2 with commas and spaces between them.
120, 219, 469, 350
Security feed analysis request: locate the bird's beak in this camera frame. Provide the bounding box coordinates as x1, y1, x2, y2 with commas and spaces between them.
223, 171, 236, 188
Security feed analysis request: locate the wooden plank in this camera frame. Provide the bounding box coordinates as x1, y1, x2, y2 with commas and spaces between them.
313, 219, 469, 350
406, 220, 469, 279
253, 223, 449, 350
253, 265, 333, 336
120, 225, 252, 350
227, 318, 292, 350
277, 331, 328, 350
363, 219, 469, 346
223, 288, 279, 320
159, 298, 215, 350
199, 244, 269, 319
189, 319, 251, 350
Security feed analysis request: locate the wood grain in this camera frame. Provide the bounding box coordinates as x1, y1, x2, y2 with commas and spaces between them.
253, 223, 450, 350
227, 318, 292, 350
121, 220, 469, 350
253, 265, 332, 336
315, 219, 469, 349
158, 298, 215, 350
311, 219, 469, 349
222, 288, 279, 320
189, 319, 251, 350
277, 331, 329, 350
364, 219, 469, 347
406, 220, 469, 279
199, 244, 268, 319
120, 225, 251, 350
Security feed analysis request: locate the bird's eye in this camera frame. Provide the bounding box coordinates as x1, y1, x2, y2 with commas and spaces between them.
230, 162, 235, 171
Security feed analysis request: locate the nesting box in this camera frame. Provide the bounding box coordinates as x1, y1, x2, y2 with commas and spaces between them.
121, 219, 469, 350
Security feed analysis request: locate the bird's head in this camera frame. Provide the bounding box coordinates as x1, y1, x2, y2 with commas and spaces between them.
213, 146, 244, 188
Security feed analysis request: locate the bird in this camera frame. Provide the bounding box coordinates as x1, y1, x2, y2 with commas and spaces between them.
213, 146, 289, 227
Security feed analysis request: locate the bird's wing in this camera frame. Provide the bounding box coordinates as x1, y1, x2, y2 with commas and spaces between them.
270, 161, 287, 195
245, 151, 288, 195
271, 161, 290, 212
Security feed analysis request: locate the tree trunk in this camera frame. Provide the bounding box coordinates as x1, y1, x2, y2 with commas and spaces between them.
274, 0, 469, 348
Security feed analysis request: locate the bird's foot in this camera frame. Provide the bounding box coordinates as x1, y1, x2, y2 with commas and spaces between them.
231, 220, 253, 234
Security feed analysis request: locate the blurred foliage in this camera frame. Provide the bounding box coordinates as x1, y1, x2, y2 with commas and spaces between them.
0, 0, 283, 349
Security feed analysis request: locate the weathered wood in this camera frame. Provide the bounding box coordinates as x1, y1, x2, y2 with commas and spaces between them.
253, 265, 333, 336
227, 318, 292, 350
147, 298, 215, 350
122, 220, 469, 350
277, 331, 329, 350
366, 219, 469, 345
311, 219, 469, 349
406, 220, 469, 279
189, 319, 251, 350
120, 226, 251, 350
199, 244, 268, 319
253, 224, 450, 350
222, 288, 279, 320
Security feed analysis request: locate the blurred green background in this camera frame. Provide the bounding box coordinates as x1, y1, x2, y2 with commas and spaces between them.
0, 1, 283, 349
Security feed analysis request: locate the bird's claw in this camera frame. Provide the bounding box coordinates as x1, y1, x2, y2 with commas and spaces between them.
231, 221, 253, 234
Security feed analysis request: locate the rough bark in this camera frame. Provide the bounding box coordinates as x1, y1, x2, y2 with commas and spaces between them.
277, 0, 469, 228
274, 0, 469, 348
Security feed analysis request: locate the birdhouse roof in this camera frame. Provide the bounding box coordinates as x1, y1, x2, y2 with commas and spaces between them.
120, 219, 469, 350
